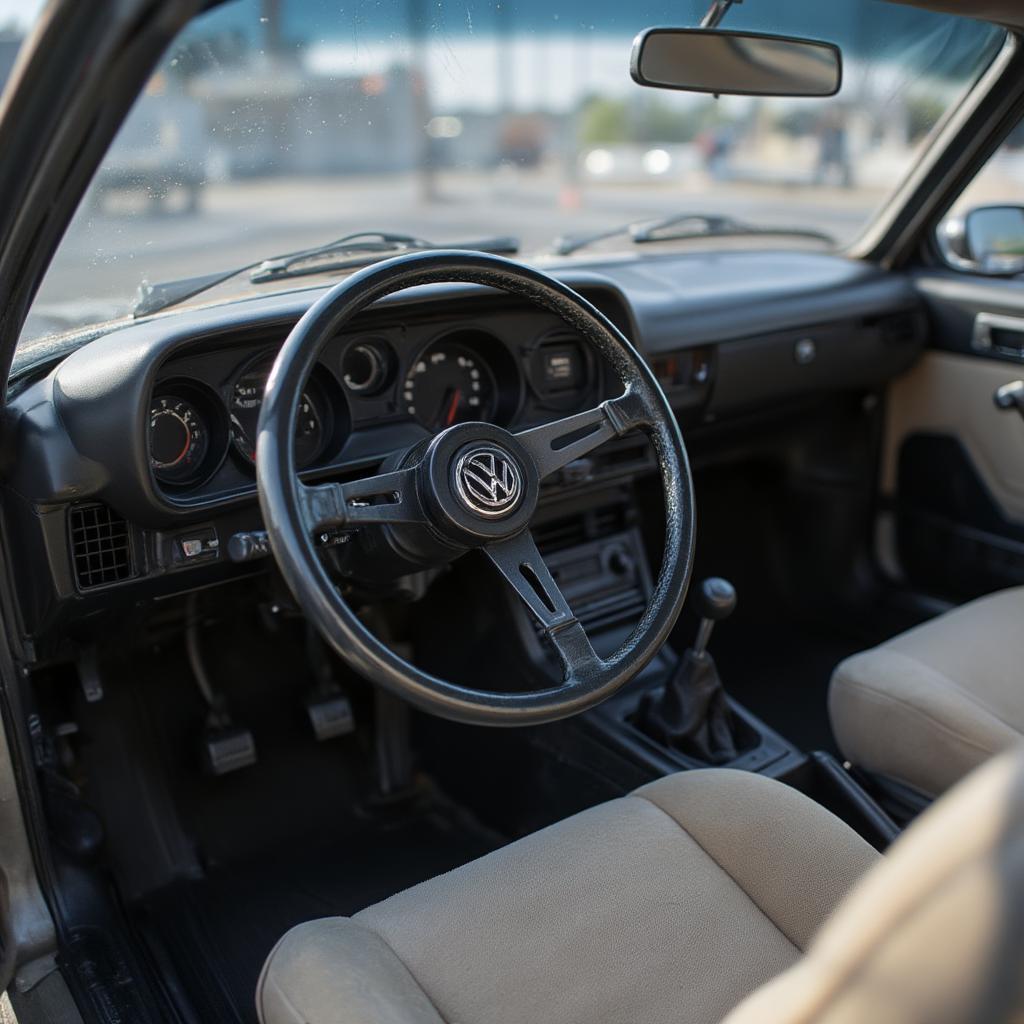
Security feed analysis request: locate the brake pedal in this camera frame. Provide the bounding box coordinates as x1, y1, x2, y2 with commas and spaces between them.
305, 692, 355, 742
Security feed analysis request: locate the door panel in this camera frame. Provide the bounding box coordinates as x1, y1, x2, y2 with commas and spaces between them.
883, 351, 1024, 521
882, 276, 1024, 600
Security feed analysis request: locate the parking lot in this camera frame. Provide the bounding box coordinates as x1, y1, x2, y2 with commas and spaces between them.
28, 167, 882, 340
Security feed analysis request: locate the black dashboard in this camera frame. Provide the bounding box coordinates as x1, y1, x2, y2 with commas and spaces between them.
146, 301, 608, 507
4, 249, 926, 648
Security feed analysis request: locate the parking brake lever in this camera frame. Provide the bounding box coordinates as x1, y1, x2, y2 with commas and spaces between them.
994, 380, 1024, 420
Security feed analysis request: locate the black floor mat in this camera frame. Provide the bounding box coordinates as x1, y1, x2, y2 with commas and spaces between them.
710, 618, 869, 754
138, 801, 501, 1024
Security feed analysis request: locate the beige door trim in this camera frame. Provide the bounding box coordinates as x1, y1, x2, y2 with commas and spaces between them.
882, 351, 1024, 523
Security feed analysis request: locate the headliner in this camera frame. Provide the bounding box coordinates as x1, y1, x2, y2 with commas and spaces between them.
887, 0, 1024, 29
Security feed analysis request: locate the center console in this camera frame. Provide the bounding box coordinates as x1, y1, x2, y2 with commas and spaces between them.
511, 492, 900, 849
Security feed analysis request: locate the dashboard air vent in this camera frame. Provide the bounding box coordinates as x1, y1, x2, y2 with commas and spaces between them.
68, 503, 136, 590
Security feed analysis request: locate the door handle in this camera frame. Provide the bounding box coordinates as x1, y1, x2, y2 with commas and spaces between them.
994, 380, 1024, 419
974, 313, 1024, 359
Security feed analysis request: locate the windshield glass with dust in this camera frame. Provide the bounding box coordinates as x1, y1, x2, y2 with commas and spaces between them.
9, 0, 1006, 346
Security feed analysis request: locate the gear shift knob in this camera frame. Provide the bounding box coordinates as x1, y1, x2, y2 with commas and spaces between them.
693, 577, 737, 621
692, 577, 736, 656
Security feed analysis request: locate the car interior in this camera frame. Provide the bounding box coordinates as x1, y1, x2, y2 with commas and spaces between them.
0, 0, 1023, 1023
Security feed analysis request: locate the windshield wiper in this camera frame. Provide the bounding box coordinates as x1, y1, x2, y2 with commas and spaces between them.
133, 232, 520, 318
552, 213, 834, 257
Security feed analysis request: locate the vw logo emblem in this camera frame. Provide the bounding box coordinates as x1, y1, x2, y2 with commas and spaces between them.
453, 446, 523, 518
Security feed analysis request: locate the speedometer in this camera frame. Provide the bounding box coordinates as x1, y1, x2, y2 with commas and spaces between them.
403, 341, 497, 431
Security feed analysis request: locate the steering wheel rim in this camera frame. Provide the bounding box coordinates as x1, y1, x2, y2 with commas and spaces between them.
257, 250, 695, 725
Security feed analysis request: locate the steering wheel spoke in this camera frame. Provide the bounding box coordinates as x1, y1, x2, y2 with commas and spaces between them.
514, 389, 651, 481
299, 466, 424, 531
484, 529, 601, 680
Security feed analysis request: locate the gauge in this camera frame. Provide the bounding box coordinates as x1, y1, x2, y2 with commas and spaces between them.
403, 341, 497, 431
229, 361, 326, 469
342, 341, 391, 395
149, 395, 210, 486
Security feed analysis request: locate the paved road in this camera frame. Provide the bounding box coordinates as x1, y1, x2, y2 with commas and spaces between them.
27, 169, 880, 340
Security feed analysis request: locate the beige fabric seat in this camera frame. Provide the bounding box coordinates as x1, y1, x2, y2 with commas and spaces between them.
830, 586, 1024, 798
258, 769, 880, 1024
258, 751, 1024, 1024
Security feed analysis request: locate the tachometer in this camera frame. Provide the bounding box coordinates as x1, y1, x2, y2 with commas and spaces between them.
149, 395, 209, 486
403, 341, 497, 431
229, 361, 326, 469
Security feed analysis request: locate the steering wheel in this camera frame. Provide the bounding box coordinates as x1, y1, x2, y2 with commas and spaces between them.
257, 251, 694, 725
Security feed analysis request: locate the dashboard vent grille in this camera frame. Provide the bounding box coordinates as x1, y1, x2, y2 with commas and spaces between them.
68, 503, 136, 590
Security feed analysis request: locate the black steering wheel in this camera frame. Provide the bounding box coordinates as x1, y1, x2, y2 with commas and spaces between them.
256, 251, 694, 725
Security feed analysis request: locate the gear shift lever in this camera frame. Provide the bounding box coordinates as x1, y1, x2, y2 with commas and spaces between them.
639, 577, 740, 764
692, 577, 737, 655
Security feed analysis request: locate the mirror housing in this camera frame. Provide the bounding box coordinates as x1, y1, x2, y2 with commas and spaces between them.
630, 28, 842, 98
939, 205, 1024, 276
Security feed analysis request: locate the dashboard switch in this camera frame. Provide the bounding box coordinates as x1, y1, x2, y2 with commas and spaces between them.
174, 527, 219, 564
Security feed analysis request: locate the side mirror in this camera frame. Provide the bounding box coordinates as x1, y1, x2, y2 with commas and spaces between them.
939, 205, 1024, 276
630, 28, 842, 98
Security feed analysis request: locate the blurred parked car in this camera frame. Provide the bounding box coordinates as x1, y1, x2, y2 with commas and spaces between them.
92, 83, 208, 214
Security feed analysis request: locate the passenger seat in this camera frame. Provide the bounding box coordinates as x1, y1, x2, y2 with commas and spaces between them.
829, 587, 1024, 798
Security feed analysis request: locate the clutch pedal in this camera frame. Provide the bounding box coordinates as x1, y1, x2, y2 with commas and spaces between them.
304, 626, 356, 742
187, 594, 258, 775
201, 719, 258, 776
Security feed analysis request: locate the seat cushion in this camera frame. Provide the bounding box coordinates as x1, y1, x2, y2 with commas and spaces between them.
829, 586, 1024, 797
257, 769, 877, 1024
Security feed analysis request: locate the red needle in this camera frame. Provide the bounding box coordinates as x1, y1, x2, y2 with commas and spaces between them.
444, 388, 461, 427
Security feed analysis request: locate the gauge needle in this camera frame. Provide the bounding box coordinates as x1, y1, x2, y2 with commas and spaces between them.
444, 388, 461, 427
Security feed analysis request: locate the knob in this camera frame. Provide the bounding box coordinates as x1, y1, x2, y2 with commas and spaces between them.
607, 546, 635, 577
228, 531, 270, 563
693, 577, 736, 621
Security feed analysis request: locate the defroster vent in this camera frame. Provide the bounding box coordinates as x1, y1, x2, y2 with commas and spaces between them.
68, 503, 136, 590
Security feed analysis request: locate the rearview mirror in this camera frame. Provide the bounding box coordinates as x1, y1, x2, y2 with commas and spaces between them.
630, 28, 842, 98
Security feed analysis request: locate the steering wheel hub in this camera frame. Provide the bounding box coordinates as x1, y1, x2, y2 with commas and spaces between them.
419, 421, 539, 545
452, 444, 523, 519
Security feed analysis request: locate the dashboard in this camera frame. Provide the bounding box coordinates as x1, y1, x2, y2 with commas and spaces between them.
145, 303, 604, 506
4, 249, 927, 646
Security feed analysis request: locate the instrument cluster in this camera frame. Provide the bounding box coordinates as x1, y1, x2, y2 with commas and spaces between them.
147, 316, 599, 499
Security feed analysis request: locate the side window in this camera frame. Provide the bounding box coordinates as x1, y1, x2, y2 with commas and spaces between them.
938, 122, 1024, 274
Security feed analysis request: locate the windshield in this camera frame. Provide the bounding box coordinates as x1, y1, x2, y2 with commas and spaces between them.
13, 0, 1005, 346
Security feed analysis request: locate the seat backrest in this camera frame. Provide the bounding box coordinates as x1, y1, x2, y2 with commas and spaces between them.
723, 747, 1024, 1024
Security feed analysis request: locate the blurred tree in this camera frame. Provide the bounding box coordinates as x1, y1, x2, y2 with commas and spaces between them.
579, 97, 629, 144
579, 96, 722, 145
